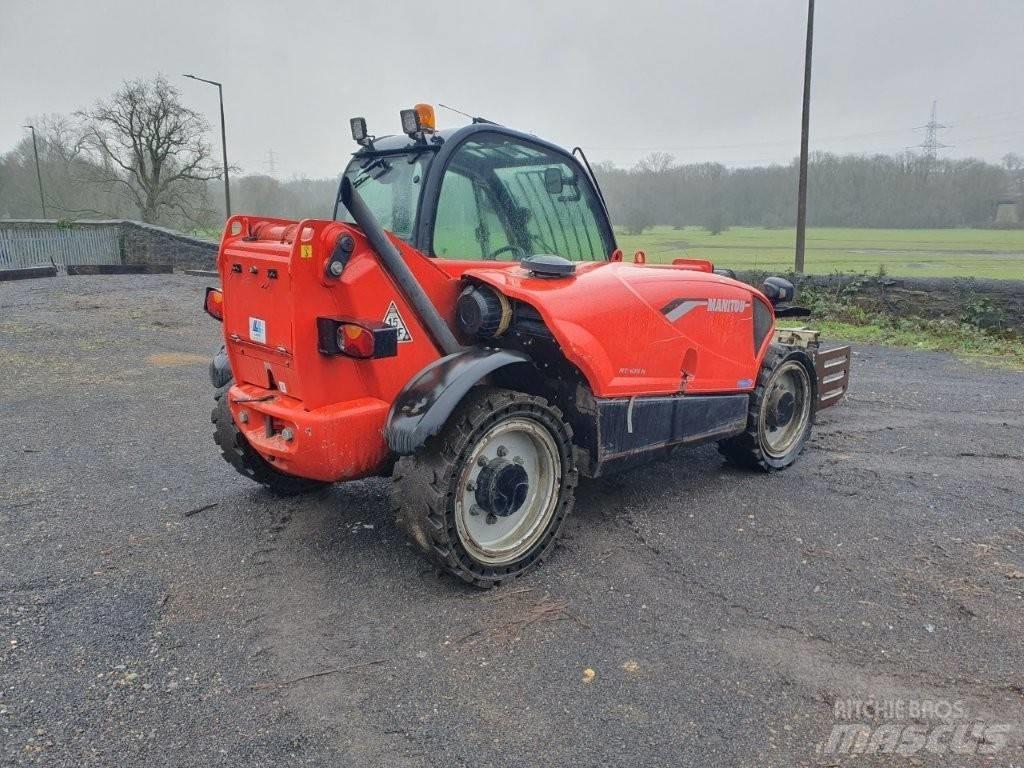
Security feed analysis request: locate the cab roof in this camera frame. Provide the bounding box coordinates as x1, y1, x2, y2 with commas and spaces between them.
350, 122, 575, 161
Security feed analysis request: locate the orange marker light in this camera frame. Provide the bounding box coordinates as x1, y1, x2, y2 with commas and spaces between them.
204, 287, 224, 321
414, 103, 435, 132
337, 323, 375, 358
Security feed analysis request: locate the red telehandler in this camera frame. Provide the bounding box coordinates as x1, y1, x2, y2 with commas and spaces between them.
204, 105, 850, 586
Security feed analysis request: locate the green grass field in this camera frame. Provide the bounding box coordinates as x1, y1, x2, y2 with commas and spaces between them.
193, 222, 1024, 280
615, 226, 1024, 280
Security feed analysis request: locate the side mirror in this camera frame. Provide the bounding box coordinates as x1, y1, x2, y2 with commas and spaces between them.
543, 167, 564, 195
761, 276, 796, 305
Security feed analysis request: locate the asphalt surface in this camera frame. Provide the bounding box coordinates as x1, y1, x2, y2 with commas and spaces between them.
1, 274, 1022, 767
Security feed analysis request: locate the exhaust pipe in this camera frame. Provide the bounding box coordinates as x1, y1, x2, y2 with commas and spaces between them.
340, 177, 460, 355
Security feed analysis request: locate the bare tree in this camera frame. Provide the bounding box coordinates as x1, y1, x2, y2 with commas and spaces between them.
636, 152, 675, 175
35, 115, 133, 218
81, 75, 220, 224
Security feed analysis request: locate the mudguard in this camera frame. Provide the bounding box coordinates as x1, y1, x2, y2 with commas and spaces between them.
209, 344, 231, 389
386, 348, 532, 455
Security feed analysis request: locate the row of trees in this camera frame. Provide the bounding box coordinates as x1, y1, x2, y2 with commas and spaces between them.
596, 151, 1023, 234
1, 76, 1021, 232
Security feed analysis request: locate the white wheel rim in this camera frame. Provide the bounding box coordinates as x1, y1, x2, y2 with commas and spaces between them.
454, 418, 561, 566
759, 361, 812, 459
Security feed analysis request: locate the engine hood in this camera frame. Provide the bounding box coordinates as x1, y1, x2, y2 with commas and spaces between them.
463, 260, 773, 397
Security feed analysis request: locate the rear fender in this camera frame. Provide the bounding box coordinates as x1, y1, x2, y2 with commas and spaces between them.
210, 344, 231, 389
386, 348, 532, 455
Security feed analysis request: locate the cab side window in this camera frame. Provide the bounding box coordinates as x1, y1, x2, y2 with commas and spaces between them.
433, 170, 514, 259
432, 134, 611, 261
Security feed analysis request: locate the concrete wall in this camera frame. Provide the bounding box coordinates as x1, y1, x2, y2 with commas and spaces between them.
0, 219, 217, 272
119, 222, 217, 270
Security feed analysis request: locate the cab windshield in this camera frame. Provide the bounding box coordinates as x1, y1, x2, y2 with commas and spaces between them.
335, 151, 432, 243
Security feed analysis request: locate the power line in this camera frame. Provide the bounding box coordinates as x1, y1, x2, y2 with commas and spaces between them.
950, 129, 1024, 146
947, 108, 1024, 128
587, 106, 1024, 155
583, 102, 1023, 168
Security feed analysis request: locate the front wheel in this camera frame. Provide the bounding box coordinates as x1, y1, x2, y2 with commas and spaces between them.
719, 344, 815, 471
393, 387, 578, 588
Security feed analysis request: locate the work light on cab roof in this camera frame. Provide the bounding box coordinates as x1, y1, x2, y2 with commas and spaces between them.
399, 104, 436, 139
349, 116, 371, 147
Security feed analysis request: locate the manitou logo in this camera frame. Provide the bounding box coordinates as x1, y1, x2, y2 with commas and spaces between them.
661, 297, 749, 322
706, 298, 748, 313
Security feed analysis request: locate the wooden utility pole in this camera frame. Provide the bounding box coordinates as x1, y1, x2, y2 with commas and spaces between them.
795, 0, 815, 273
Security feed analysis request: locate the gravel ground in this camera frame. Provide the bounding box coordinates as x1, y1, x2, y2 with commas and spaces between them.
1, 274, 1022, 767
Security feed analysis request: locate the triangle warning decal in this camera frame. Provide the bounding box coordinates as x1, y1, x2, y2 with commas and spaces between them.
382, 301, 413, 343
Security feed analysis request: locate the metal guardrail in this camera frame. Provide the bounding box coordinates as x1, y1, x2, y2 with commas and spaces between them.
0, 222, 121, 272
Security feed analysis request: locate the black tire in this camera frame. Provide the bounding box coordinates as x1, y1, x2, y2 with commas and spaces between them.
718, 344, 816, 471
212, 380, 327, 496
392, 386, 578, 588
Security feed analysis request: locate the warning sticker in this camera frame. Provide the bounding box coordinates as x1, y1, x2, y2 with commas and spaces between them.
300, 244, 313, 259
382, 301, 413, 343
248, 317, 267, 344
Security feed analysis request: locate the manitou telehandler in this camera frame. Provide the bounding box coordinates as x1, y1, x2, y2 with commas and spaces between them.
204, 104, 850, 586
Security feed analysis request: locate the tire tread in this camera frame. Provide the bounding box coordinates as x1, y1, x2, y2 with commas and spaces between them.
718, 344, 814, 472
393, 386, 577, 588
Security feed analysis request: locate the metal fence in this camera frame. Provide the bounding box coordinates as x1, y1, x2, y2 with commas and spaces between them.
0, 222, 121, 272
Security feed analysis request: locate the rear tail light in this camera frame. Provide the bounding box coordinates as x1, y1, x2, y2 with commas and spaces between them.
204, 287, 224, 321
338, 323, 376, 358
316, 317, 398, 359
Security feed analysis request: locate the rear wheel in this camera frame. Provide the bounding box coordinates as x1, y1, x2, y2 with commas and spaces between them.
393, 387, 577, 588
212, 381, 327, 496
719, 344, 815, 471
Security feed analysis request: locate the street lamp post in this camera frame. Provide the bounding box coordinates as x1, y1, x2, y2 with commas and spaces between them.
23, 124, 47, 219
184, 74, 231, 218
794, 0, 815, 273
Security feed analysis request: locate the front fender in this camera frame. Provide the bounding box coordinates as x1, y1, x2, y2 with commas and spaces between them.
386, 348, 531, 455
209, 344, 231, 389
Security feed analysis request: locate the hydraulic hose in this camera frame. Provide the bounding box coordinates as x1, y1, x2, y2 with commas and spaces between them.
339, 177, 461, 355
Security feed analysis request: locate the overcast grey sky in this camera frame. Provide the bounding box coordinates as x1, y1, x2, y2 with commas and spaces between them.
1, 0, 1022, 177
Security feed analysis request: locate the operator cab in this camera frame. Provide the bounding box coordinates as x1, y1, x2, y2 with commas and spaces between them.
333, 105, 616, 262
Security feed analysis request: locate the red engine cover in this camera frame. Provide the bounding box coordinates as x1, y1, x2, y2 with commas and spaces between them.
462, 261, 774, 397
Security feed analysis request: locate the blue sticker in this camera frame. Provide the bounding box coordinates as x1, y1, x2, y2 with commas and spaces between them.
248, 317, 267, 344
738, 378, 753, 388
